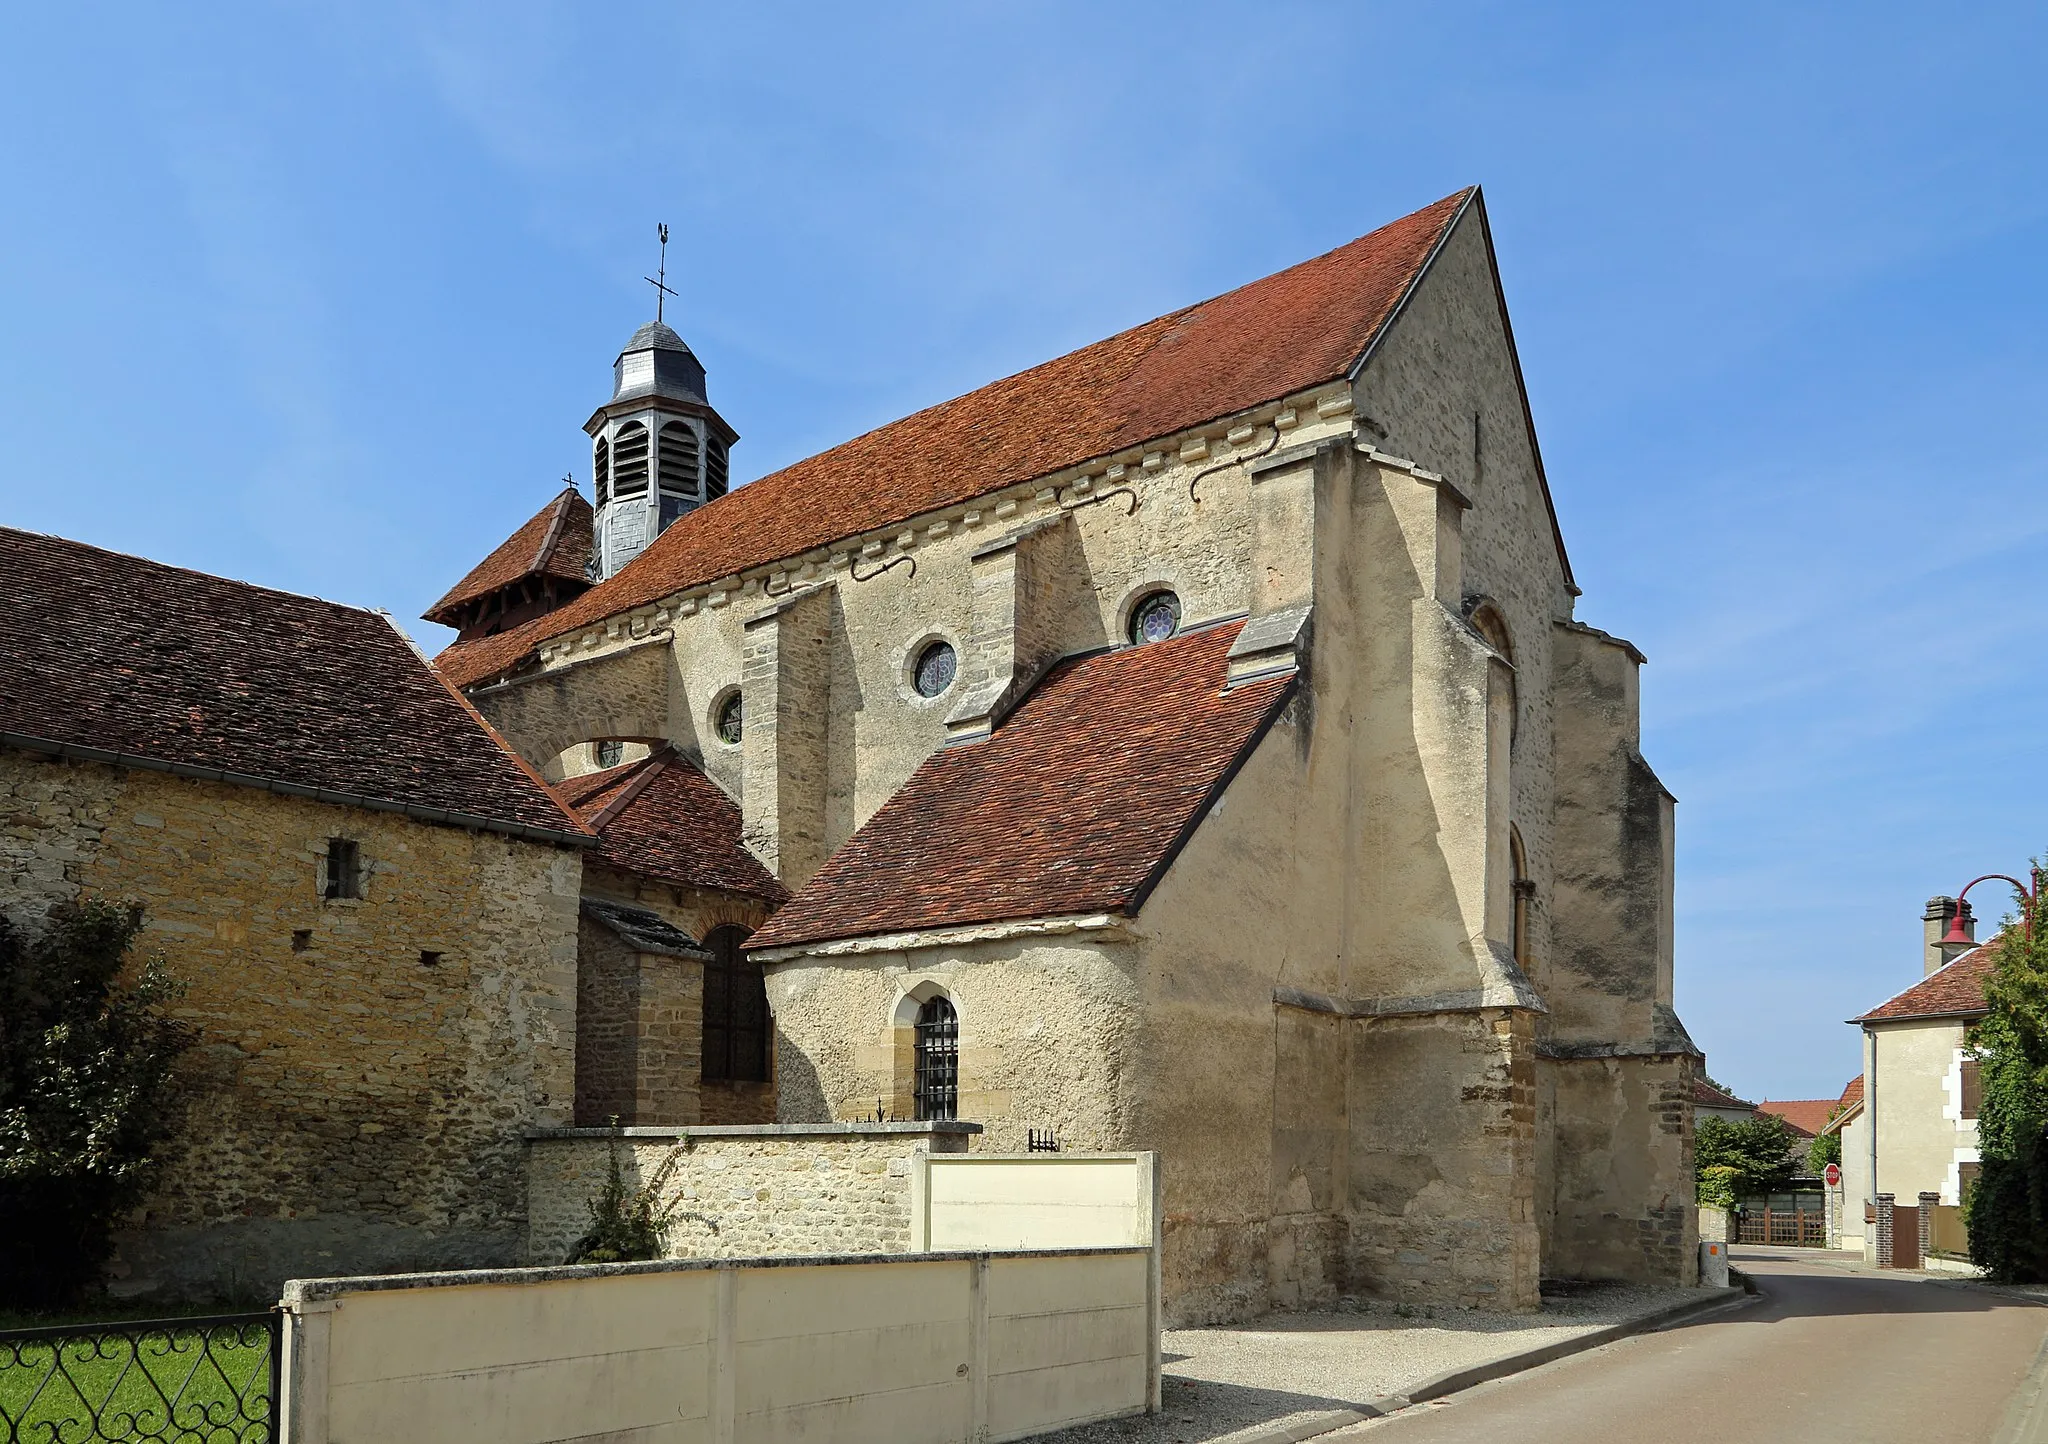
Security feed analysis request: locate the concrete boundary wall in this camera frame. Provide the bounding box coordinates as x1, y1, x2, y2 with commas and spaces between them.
281, 1246, 1158, 1444
912, 1153, 1159, 1254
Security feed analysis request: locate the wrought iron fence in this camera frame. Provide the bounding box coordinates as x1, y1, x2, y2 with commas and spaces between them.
0, 1311, 280, 1443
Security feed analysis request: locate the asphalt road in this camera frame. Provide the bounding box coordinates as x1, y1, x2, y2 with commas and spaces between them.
1342, 1247, 2048, 1444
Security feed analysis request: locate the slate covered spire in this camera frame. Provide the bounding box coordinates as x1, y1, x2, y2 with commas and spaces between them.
585, 313, 740, 581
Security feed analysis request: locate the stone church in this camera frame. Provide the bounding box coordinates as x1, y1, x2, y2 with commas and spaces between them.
431, 186, 1700, 1321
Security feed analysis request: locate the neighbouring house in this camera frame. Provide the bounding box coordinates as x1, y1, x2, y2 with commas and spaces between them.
431, 186, 1699, 1322
0, 528, 593, 1299
1692, 1078, 1760, 1126
1758, 1098, 1834, 1142
1827, 895, 1994, 1262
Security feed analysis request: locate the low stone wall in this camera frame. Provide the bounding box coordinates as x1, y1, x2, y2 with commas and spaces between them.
524, 1121, 979, 1265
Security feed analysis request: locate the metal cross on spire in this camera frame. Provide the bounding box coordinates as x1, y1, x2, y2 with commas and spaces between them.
644, 222, 677, 324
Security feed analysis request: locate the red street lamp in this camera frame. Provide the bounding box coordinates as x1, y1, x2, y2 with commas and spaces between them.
1944, 872, 2039, 946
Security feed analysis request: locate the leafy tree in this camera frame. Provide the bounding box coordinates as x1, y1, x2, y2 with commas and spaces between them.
1967, 868, 2048, 1282
1695, 1114, 1798, 1200
0, 900, 196, 1309
1807, 1127, 1843, 1176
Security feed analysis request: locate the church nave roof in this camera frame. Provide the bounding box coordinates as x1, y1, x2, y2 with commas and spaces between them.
436, 189, 1476, 689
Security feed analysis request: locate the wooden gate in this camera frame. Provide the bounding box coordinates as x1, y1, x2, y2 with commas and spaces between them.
1891, 1204, 1922, 1269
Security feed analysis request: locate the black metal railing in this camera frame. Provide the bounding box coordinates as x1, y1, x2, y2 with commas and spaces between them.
0, 1311, 280, 1443
1026, 1128, 1061, 1153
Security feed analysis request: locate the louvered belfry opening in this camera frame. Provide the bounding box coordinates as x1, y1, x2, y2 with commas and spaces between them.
592, 434, 610, 506
706, 436, 730, 499
702, 925, 770, 1083
611, 422, 650, 496
913, 995, 959, 1121
658, 421, 700, 495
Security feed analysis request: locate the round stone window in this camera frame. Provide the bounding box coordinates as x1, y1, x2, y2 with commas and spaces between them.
1129, 590, 1181, 646
913, 641, 958, 698
715, 691, 744, 746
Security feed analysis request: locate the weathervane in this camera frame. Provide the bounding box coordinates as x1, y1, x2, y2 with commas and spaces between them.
644, 222, 677, 324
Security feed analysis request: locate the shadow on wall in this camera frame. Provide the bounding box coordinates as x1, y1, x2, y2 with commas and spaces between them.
773, 1035, 829, 1123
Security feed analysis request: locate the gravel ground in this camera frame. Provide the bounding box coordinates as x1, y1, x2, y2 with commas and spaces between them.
1037, 1281, 1729, 1444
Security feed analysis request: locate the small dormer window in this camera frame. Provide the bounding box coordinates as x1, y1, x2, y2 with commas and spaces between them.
324, 838, 361, 900
1129, 591, 1181, 646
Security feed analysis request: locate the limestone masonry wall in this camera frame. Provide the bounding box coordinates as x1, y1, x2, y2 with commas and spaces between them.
523, 1122, 976, 1265
0, 746, 581, 1301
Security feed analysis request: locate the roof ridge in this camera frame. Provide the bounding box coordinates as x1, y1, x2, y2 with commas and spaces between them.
0, 525, 378, 619
585, 745, 675, 832
532, 487, 578, 574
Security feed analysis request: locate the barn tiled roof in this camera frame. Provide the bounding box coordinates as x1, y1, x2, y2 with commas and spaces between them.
1853, 941, 1999, 1023
557, 749, 786, 902
0, 527, 589, 843
425, 486, 593, 625
749, 621, 1293, 952
1691, 1078, 1756, 1111
437, 190, 1488, 688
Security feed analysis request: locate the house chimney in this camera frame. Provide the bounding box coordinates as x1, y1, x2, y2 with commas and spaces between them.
1923, 895, 1975, 976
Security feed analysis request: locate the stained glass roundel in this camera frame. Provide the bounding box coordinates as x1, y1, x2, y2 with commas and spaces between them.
914, 641, 958, 698
1130, 591, 1181, 645
715, 691, 743, 745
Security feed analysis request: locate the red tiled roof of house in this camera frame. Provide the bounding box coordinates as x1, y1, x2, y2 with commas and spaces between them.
1853, 941, 2000, 1023
0, 527, 589, 842
1841, 1075, 1863, 1108
436, 190, 1507, 689
1691, 1078, 1756, 1111
1757, 1099, 1834, 1137
424, 486, 593, 625
556, 749, 786, 902
748, 621, 1293, 951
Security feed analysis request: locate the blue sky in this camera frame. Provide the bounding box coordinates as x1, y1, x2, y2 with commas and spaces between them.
2, 3, 2042, 1101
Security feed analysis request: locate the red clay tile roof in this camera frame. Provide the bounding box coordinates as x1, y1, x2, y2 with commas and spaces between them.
1691, 1078, 1757, 1111
1757, 1099, 1833, 1137
748, 621, 1293, 951
1853, 941, 1999, 1023
425, 486, 593, 625
437, 190, 1485, 688
1841, 1075, 1864, 1108
556, 749, 786, 902
0, 527, 589, 843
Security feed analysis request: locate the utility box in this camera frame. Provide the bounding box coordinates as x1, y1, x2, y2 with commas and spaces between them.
1699, 1238, 1730, 1288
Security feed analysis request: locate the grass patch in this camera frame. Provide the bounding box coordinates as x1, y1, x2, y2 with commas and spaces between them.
0, 1311, 275, 1442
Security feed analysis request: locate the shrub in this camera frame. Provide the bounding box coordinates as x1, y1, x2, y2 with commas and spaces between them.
1967, 872, 2048, 1283
0, 900, 196, 1309
1807, 1128, 1842, 1176
1697, 1164, 1741, 1211
1695, 1113, 1797, 1198
564, 1133, 689, 1265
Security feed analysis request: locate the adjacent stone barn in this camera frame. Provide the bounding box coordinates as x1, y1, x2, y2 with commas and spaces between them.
0, 528, 590, 1300
428, 186, 1697, 1323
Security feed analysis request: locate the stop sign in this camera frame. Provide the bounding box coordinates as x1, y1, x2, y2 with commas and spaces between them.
1824, 1162, 1842, 1188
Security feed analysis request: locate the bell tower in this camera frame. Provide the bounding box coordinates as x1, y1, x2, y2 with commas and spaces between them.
585, 241, 739, 580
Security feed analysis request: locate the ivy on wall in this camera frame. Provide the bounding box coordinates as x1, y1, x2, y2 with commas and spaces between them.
1967, 864, 2048, 1283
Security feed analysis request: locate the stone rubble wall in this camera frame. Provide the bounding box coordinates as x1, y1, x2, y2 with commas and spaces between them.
0, 746, 581, 1301
524, 1123, 975, 1266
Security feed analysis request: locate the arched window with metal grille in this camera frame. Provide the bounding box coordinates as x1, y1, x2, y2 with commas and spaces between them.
701, 924, 770, 1083
913, 995, 958, 1121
